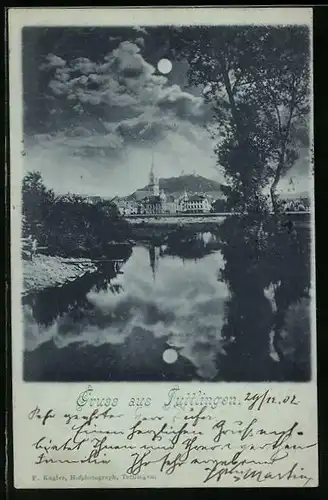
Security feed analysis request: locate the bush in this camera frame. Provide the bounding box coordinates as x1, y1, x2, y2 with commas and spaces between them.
22, 171, 132, 258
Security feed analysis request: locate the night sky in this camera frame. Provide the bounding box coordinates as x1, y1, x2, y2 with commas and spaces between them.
22, 26, 311, 197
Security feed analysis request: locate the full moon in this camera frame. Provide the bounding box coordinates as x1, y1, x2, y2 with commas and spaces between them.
157, 58, 172, 74
162, 348, 178, 364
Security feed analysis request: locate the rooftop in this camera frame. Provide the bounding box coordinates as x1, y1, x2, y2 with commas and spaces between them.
185, 194, 208, 202
142, 195, 162, 204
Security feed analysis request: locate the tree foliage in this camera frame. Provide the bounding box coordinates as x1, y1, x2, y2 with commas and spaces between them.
22, 171, 56, 240
22, 171, 132, 257
166, 26, 310, 212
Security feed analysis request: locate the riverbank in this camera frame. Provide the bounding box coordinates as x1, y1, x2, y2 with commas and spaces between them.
23, 254, 98, 296
127, 215, 227, 226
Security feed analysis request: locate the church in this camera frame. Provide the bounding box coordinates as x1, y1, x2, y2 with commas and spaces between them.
116, 154, 217, 216
135, 158, 167, 214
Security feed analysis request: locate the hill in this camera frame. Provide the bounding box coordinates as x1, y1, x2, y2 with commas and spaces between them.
280, 191, 310, 200
133, 175, 223, 197
160, 175, 222, 192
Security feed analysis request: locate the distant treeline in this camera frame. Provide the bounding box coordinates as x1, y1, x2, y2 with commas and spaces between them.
22, 172, 132, 258
211, 187, 310, 214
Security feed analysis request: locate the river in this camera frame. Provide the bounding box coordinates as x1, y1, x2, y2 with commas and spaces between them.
23, 218, 312, 382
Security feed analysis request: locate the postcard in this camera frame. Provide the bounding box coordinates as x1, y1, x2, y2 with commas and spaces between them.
9, 7, 318, 488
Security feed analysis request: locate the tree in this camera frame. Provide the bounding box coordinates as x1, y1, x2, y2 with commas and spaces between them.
211, 198, 226, 213
167, 26, 310, 212
22, 171, 132, 257
22, 171, 55, 242
247, 28, 311, 212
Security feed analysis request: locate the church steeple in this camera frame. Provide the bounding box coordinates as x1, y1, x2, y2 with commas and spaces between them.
149, 151, 160, 196
149, 151, 155, 187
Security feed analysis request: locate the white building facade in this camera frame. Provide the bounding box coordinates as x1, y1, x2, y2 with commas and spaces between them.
178, 193, 212, 213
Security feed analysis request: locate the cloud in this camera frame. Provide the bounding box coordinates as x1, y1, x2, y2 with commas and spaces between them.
31, 129, 124, 160
132, 26, 148, 35
24, 40, 223, 196
157, 84, 205, 120
109, 35, 122, 42
41, 54, 66, 69
24, 122, 220, 198
44, 41, 167, 108
23, 248, 229, 380
116, 112, 167, 142
35, 41, 210, 158
111, 40, 154, 78
135, 37, 145, 48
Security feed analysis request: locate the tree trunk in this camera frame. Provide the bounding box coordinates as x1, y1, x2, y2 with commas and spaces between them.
270, 157, 284, 214
270, 88, 295, 214
270, 183, 279, 214
220, 60, 242, 138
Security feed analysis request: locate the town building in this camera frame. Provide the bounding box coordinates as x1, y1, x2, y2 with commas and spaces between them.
84, 195, 103, 204
134, 156, 160, 201
165, 194, 179, 214
113, 154, 222, 216
178, 192, 212, 213
113, 198, 138, 216
124, 200, 139, 215
139, 195, 162, 215
136, 157, 166, 214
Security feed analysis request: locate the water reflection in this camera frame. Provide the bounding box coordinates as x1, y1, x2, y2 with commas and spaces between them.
23, 222, 311, 382
163, 230, 221, 261
218, 216, 311, 381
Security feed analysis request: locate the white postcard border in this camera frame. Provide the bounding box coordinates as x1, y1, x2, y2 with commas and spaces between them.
9, 7, 318, 489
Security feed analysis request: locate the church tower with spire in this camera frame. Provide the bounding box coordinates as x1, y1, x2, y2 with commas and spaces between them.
153, 176, 160, 197
149, 152, 159, 197
149, 154, 155, 188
